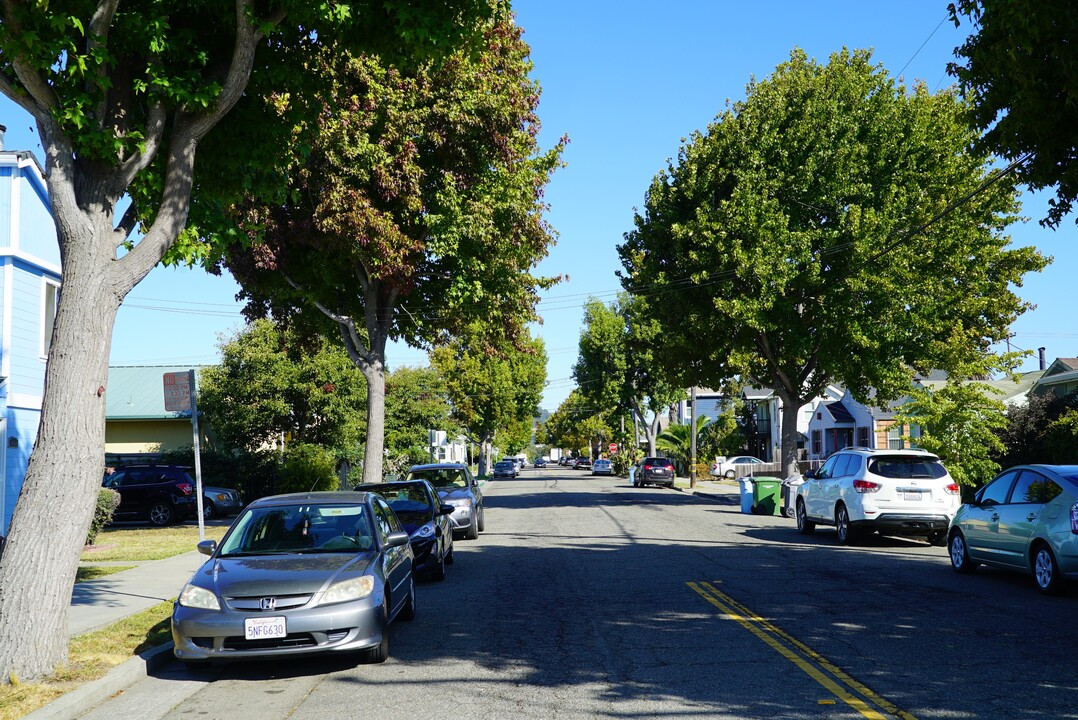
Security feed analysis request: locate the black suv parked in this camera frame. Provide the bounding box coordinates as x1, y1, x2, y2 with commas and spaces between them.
102, 465, 198, 526
634, 457, 675, 488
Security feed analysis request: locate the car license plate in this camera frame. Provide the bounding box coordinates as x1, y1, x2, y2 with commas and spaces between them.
245, 616, 286, 640
902, 491, 922, 501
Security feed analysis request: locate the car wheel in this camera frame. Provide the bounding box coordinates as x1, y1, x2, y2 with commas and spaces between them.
477, 507, 486, 533
835, 504, 857, 545
148, 502, 174, 527
445, 541, 455, 565
1033, 544, 1064, 595
948, 530, 977, 574
724, 469, 735, 479
362, 604, 390, 663
202, 500, 216, 521
465, 516, 479, 540
796, 499, 815, 535
430, 547, 447, 581
927, 531, 947, 547
399, 575, 418, 620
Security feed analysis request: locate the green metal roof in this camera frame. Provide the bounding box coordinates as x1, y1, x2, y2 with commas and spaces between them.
106, 365, 209, 420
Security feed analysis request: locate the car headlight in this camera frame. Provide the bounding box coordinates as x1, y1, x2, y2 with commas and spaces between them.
413, 523, 435, 538
320, 576, 375, 606
178, 584, 221, 611
447, 498, 472, 509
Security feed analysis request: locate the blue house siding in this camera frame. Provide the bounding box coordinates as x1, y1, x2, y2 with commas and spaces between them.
0, 151, 58, 535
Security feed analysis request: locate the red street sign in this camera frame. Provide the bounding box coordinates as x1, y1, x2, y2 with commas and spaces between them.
163, 372, 191, 412
609, 443, 618, 454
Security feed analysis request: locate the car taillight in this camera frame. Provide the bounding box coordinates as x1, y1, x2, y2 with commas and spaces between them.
643, 465, 652, 471
853, 480, 881, 493
944, 483, 960, 495
1071, 503, 1078, 534
176, 483, 194, 495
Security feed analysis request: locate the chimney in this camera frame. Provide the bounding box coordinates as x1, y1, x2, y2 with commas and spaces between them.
0, 124, 6, 151
1038, 347, 1046, 371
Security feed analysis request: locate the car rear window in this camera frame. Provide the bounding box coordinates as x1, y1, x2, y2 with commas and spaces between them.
868, 456, 947, 479
645, 458, 672, 467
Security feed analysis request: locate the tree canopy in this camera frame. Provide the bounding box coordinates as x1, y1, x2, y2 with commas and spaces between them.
384, 365, 458, 465
949, 0, 1078, 227
619, 48, 1046, 476
198, 319, 367, 456
214, 18, 563, 483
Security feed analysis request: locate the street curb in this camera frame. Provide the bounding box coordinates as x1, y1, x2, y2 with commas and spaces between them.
24, 642, 174, 720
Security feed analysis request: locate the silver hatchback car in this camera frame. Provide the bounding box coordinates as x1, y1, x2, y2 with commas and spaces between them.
405, 463, 485, 540
171, 492, 415, 668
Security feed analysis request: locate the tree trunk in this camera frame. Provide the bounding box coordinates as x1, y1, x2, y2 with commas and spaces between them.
0, 222, 121, 681
477, 433, 492, 477
358, 360, 386, 485
776, 389, 803, 478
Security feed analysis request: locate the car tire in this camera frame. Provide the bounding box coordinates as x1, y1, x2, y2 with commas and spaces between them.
430, 547, 447, 581
445, 541, 455, 565
465, 516, 479, 540
477, 508, 486, 533
148, 502, 174, 527
927, 531, 947, 547
399, 575, 418, 620
1033, 544, 1064, 595
362, 605, 390, 663
834, 504, 857, 545
796, 499, 815, 535
948, 530, 977, 574
724, 469, 735, 479
202, 500, 216, 521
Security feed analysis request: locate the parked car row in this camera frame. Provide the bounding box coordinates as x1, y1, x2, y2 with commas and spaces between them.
791, 448, 1078, 594
172, 462, 488, 668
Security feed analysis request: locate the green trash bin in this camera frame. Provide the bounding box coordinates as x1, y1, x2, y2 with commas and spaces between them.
751, 477, 782, 516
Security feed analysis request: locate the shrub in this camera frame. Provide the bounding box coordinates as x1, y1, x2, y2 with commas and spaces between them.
277, 443, 338, 494
88, 488, 121, 545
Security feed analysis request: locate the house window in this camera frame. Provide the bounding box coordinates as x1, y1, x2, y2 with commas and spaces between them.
908, 425, 922, 449
41, 279, 60, 358
857, 427, 869, 447
887, 424, 904, 450
811, 430, 821, 455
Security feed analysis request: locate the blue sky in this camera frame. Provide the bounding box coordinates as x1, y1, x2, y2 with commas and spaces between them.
1, 1, 1074, 412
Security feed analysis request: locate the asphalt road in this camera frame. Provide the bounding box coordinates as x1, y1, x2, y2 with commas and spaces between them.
78, 468, 1077, 720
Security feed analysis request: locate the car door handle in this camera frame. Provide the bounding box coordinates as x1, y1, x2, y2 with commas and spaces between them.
991, 514, 999, 521
1026, 513, 1037, 522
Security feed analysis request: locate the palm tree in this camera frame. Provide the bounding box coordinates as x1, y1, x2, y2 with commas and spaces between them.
655, 416, 711, 475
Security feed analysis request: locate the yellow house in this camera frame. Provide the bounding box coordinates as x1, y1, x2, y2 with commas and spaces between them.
105, 365, 212, 464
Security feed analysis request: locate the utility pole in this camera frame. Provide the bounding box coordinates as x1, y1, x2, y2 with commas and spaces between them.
690, 386, 697, 489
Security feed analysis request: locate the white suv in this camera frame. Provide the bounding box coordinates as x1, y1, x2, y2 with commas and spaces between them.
794, 448, 960, 545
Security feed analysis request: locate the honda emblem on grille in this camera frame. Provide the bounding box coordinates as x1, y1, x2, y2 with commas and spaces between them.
260, 597, 277, 611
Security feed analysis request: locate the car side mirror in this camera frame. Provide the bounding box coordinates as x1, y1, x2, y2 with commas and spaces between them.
440, 504, 455, 516
197, 539, 217, 557
385, 531, 410, 549
803, 470, 815, 480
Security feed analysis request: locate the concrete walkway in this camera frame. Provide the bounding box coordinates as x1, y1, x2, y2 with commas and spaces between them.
70, 550, 206, 636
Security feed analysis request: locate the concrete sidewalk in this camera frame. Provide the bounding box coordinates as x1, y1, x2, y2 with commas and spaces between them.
70, 550, 205, 636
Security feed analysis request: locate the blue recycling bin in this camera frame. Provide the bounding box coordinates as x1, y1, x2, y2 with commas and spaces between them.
739, 478, 754, 514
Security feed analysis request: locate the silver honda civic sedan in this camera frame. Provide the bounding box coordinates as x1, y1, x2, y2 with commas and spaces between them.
172, 492, 415, 668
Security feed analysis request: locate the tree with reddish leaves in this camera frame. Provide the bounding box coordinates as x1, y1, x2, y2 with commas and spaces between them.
217, 19, 564, 484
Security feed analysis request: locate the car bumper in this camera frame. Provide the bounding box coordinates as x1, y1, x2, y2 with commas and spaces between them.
410, 537, 441, 574
852, 514, 951, 535
640, 474, 674, 485
446, 508, 474, 532
592, 469, 613, 475
172, 595, 385, 663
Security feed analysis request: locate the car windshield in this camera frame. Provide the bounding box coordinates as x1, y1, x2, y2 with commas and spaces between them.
407, 468, 469, 489
366, 485, 432, 524
219, 503, 374, 555
868, 456, 947, 479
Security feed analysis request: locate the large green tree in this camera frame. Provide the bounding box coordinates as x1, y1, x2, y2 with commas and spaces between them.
0, 0, 495, 681
619, 48, 1046, 479
949, 0, 1078, 227
431, 331, 547, 475
542, 389, 613, 459
198, 319, 367, 458
572, 295, 683, 455
384, 365, 458, 464
217, 19, 562, 485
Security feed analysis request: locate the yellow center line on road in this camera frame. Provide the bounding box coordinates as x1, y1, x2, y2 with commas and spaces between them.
687, 581, 918, 720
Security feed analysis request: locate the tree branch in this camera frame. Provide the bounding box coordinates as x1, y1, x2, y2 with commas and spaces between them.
113, 203, 140, 248
88, 0, 119, 123
0, 73, 45, 119
114, 100, 166, 192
